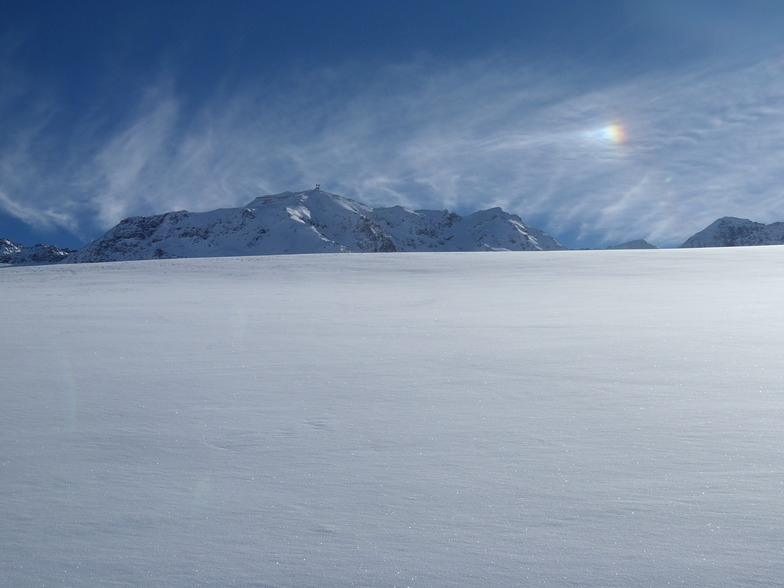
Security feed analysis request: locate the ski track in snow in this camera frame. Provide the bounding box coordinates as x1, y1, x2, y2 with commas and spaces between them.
2, 248, 784, 587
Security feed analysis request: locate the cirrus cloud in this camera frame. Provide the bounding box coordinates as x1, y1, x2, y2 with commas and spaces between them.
4, 48, 784, 248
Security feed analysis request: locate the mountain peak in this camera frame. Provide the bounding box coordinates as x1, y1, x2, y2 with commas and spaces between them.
607, 239, 658, 250
67, 190, 565, 262
246, 189, 371, 215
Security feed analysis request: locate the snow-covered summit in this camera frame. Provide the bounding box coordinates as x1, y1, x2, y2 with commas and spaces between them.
67, 189, 566, 263
245, 189, 373, 217
681, 217, 784, 248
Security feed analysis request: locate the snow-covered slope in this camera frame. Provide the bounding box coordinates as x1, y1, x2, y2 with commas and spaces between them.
607, 239, 658, 249
0, 237, 72, 265
3, 247, 784, 586
681, 216, 784, 247
67, 189, 565, 262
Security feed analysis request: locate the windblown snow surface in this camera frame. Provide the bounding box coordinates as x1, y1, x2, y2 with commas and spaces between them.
2, 247, 783, 587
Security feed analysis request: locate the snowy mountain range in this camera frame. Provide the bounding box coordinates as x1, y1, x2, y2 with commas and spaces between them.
680, 217, 784, 248
0, 238, 73, 265
5, 194, 784, 266
65, 189, 566, 263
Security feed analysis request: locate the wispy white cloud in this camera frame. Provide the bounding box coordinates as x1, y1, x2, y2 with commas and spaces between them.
0, 36, 82, 233
4, 48, 784, 247
87, 85, 181, 226
0, 188, 76, 232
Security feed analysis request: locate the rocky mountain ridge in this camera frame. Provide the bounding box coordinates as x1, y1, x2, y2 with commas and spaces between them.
0, 238, 73, 265
679, 217, 784, 248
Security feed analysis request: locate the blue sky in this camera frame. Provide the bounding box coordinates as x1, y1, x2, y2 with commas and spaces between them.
3, 0, 784, 249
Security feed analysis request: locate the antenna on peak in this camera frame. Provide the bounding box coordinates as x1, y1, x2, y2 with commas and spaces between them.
314, 184, 321, 191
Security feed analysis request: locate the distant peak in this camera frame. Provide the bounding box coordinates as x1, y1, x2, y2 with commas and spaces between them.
681, 216, 784, 248
607, 239, 657, 250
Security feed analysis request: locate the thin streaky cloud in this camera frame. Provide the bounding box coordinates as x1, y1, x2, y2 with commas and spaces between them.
3, 50, 784, 247
0, 189, 76, 232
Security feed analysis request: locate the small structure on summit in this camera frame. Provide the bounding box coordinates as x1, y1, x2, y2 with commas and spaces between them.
314, 184, 321, 191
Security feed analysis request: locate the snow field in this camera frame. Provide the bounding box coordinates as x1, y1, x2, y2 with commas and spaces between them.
2, 247, 783, 586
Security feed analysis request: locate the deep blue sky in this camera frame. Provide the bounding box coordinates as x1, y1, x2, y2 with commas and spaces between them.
3, 0, 784, 249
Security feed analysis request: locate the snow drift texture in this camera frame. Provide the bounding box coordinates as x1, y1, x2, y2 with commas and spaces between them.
66, 189, 565, 262
3, 247, 784, 586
